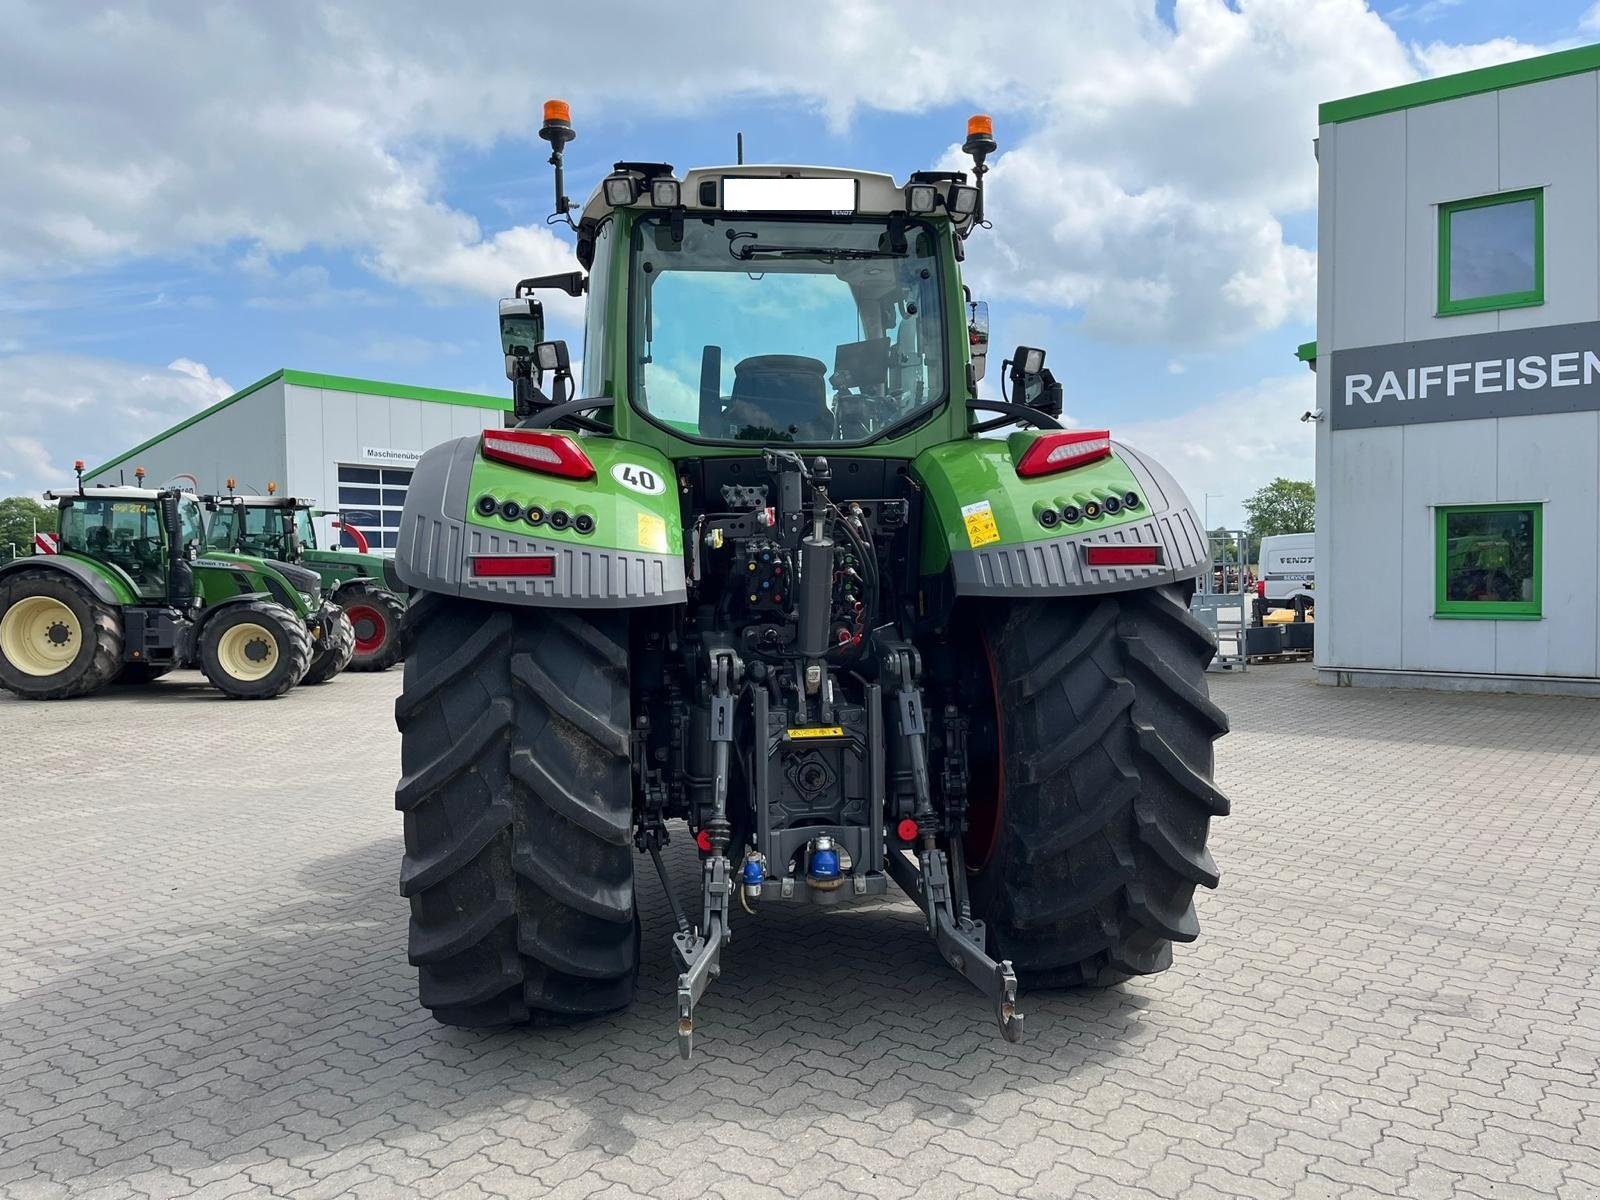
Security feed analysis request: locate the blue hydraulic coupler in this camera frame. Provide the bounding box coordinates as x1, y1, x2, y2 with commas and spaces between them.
741, 856, 766, 887
807, 836, 841, 882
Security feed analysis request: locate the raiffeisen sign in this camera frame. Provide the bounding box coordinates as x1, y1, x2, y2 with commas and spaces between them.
1328, 321, 1600, 429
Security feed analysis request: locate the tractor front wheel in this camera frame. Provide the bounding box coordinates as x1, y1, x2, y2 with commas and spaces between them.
0, 570, 122, 700
197, 600, 311, 699
961, 586, 1230, 988
395, 593, 638, 1027
302, 609, 355, 685
339, 585, 405, 672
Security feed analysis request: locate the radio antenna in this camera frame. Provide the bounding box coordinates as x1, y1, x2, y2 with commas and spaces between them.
737, 131, 744, 165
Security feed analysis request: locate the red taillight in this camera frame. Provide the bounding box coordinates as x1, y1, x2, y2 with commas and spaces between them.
471, 554, 556, 578
1257, 580, 1267, 597
1084, 544, 1161, 567
1015, 430, 1112, 478
481, 429, 595, 480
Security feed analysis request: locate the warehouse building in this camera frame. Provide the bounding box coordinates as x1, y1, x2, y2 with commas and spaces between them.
86, 369, 510, 551
1307, 43, 1600, 697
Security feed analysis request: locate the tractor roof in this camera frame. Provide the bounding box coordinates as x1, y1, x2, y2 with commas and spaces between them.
44, 486, 173, 502
579, 163, 966, 228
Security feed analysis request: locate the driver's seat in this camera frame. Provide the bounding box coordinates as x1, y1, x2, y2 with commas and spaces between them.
727, 355, 829, 436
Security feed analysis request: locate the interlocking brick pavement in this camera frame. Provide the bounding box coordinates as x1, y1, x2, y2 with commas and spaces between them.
2, 663, 1597, 1198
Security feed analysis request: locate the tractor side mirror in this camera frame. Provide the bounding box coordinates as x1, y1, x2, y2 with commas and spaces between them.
535, 339, 573, 407
499, 296, 545, 379
967, 301, 990, 381
1008, 345, 1063, 419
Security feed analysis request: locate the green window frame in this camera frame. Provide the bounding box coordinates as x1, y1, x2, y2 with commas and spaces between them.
1437, 188, 1544, 316
1434, 502, 1543, 620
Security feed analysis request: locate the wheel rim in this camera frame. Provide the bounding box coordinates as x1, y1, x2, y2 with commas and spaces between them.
216, 622, 279, 681
962, 629, 1005, 873
0, 596, 83, 677
346, 604, 386, 656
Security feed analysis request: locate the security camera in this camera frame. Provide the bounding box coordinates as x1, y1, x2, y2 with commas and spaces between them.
1300, 409, 1325, 423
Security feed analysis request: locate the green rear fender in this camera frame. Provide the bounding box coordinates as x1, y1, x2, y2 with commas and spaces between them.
913, 433, 1209, 598
394, 432, 687, 607
0, 552, 140, 606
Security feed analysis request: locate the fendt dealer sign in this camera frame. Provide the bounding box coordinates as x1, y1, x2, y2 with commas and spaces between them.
1328, 321, 1600, 430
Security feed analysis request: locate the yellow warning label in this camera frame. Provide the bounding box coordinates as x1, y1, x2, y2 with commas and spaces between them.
787, 726, 845, 740
961, 500, 1001, 548
637, 512, 668, 552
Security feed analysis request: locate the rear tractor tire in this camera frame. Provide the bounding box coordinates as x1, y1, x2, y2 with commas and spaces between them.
961, 585, 1230, 988
0, 570, 122, 700
395, 592, 638, 1027
197, 600, 311, 699
339, 584, 405, 672
302, 609, 355, 685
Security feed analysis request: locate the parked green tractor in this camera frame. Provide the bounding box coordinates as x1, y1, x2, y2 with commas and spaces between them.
204, 487, 404, 671
0, 469, 343, 699
392, 105, 1230, 1057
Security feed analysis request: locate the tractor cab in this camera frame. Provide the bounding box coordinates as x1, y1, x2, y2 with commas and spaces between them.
48, 485, 202, 605
204, 492, 315, 563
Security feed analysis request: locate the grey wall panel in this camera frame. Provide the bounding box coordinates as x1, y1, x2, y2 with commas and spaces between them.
1399, 420, 1498, 673
355, 394, 389, 451
1405, 92, 1499, 343
1499, 72, 1600, 332
1329, 112, 1407, 352
420, 403, 456, 454
283, 384, 327, 502
1316, 124, 1337, 355
1313, 363, 1334, 668
387, 395, 424, 455
1493, 411, 1599, 676
1324, 426, 1404, 669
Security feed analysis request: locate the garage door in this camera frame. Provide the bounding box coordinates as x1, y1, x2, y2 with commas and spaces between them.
336, 464, 413, 550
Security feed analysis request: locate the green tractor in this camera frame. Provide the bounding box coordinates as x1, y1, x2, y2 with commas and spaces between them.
392, 105, 1229, 1057
0, 469, 342, 699
203, 486, 405, 671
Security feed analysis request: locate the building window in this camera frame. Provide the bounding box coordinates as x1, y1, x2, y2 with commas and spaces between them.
1434, 503, 1542, 620
1437, 188, 1543, 316
336, 464, 412, 550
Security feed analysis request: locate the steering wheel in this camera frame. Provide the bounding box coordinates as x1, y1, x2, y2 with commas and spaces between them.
967, 399, 1064, 433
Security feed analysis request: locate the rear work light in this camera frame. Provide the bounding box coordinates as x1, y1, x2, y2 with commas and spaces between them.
1015, 430, 1112, 478
481, 429, 596, 480
1084, 544, 1162, 567
471, 554, 556, 578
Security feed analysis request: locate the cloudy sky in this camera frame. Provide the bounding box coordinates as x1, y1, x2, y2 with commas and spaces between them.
2, 0, 1598, 525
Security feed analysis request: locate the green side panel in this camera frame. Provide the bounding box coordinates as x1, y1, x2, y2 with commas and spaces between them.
55, 551, 141, 605
913, 436, 1149, 574
191, 552, 312, 616
465, 439, 685, 556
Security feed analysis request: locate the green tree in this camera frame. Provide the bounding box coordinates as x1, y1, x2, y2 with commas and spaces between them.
0, 496, 58, 559
1242, 478, 1314, 556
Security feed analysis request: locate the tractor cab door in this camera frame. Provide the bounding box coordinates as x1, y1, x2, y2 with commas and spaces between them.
168, 494, 203, 605
59, 497, 170, 599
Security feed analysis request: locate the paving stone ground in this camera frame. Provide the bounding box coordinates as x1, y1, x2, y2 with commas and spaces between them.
2, 662, 1598, 1199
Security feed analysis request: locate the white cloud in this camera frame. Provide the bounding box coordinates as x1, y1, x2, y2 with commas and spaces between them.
1118, 371, 1316, 526
0, 354, 234, 494
1411, 37, 1553, 78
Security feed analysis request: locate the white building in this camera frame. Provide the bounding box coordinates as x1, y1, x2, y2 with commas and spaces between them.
1310, 44, 1600, 696
85, 369, 510, 551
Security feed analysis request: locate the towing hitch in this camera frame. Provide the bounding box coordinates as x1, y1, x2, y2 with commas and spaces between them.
885, 847, 1024, 1043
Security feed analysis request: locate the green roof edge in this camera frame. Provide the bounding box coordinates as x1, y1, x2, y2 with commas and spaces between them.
1320, 42, 1600, 125
86, 368, 510, 480
1295, 340, 1317, 363
281, 369, 510, 412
